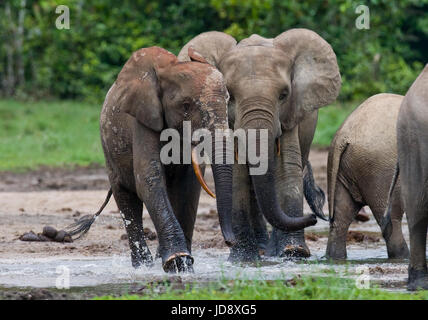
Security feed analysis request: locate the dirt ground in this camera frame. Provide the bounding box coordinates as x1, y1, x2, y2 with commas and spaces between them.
0, 149, 330, 259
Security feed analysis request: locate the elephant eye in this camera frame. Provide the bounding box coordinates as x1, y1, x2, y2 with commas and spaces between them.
279, 91, 288, 101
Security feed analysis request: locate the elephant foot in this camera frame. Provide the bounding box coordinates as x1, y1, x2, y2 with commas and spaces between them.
132, 257, 154, 269
131, 248, 154, 269
255, 235, 268, 255
387, 242, 409, 260
325, 242, 347, 260
408, 267, 428, 291
266, 229, 311, 258
355, 210, 370, 222
281, 244, 310, 258
163, 252, 194, 273
228, 245, 260, 263
325, 251, 347, 261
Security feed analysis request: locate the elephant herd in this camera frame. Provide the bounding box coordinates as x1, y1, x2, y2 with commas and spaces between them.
66, 28, 427, 290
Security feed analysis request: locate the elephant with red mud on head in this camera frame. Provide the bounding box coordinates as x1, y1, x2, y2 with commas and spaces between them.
70, 46, 234, 273
382, 65, 428, 290
179, 29, 341, 261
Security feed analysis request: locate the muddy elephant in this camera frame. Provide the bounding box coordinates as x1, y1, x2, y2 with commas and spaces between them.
69, 47, 234, 273
383, 65, 428, 290
326, 93, 409, 260
178, 29, 341, 260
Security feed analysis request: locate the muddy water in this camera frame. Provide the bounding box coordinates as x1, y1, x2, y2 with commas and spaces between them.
0, 200, 411, 295
0, 217, 410, 293
0, 152, 413, 297
0, 247, 408, 289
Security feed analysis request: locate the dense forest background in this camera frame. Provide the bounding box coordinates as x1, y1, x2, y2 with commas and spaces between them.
1, 0, 427, 103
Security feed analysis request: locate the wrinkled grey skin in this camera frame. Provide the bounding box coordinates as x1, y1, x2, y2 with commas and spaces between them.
100, 47, 233, 273
383, 65, 428, 290
179, 30, 341, 261
326, 94, 409, 260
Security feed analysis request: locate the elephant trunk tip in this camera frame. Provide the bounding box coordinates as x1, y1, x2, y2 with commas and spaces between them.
223, 232, 236, 247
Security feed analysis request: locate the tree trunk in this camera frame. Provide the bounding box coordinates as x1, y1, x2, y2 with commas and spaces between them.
16, 0, 27, 88
5, 2, 16, 97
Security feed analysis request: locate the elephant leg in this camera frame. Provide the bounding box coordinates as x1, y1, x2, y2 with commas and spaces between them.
111, 184, 153, 268
133, 124, 192, 273
229, 164, 260, 262
249, 183, 269, 254
326, 179, 362, 260
372, 195, 408, 259
266, 129, 309, 258
166, 164, 202, 254
407, 202, 428, 290
386, 204, 409, 259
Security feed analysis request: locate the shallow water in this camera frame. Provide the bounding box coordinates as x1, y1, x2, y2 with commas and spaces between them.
0, 245, 408, 291
0, 211, 413, 295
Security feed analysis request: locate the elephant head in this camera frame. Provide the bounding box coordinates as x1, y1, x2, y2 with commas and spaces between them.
114, 46, 235, 246
178, 29, 341, 232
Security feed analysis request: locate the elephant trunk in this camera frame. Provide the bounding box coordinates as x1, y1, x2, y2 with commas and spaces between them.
211, 130, 235, 246
192, 94, 236, 246
211, 163, 235, 246
241, 113, 316, 232
191, 145, 235, 247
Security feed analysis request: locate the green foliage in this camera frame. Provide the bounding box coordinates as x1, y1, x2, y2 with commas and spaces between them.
0, 99, 104, 171
313, 101, 356, 147
96, 276, 428, 300
0, 1, 427, 102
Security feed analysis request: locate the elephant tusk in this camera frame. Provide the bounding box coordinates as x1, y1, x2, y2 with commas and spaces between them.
191, 148, 216, 199
276, 138, 281, 156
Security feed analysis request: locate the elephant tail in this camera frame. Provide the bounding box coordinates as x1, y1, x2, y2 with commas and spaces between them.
303, 160, 327, 221
327, 137, 349, 222
381, 163, 400, 241
64, 188, 113, 240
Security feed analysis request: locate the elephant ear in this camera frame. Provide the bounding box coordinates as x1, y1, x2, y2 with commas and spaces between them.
178, 31, 237, 67
187, 46, 210, 64
115, 48, 173, 132
274, 29, 341, 130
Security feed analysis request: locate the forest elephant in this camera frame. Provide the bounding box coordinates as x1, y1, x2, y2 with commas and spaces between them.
68, 46, 234, 273
178, 29, 341, 261
326, 94, 409, 260
383, 65, 428, 290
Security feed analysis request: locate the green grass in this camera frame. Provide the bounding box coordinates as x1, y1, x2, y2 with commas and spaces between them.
0, 99, 104, 171
96, 276, 428, 300
0, 99, 357, 172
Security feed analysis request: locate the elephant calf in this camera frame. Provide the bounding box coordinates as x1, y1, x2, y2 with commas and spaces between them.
68, 46, 234, 273
326, 93, 409, 260
383, 65, 428, 290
